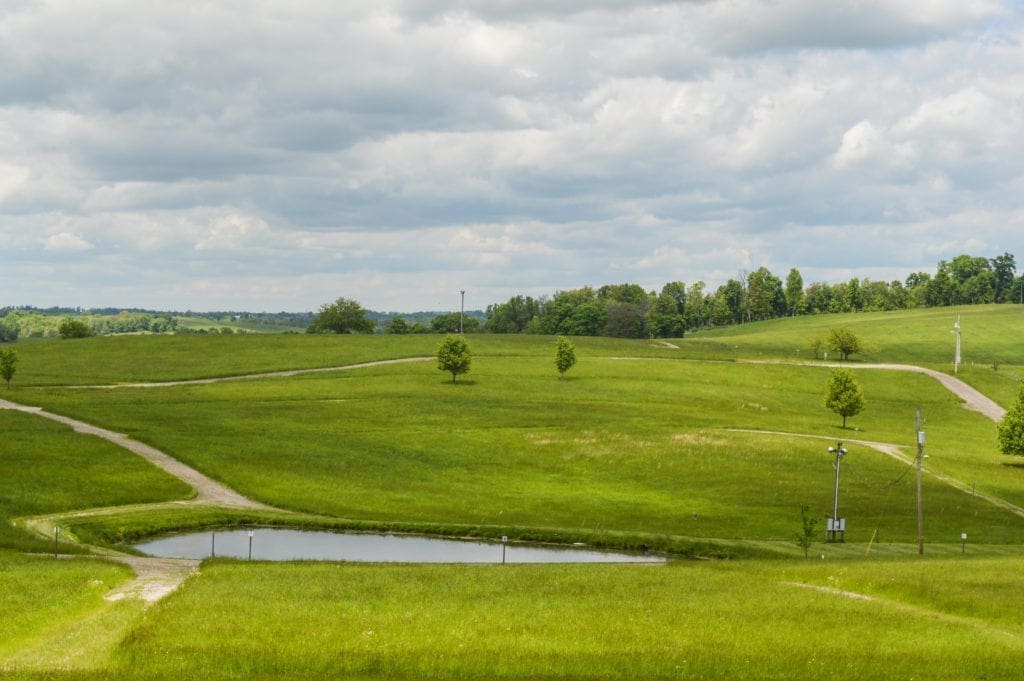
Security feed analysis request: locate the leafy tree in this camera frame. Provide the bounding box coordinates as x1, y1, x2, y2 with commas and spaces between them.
0, 317, 19, 343
430, 312, 479, 334
307, 298, 374, 334
997, 382, 1024, 457
824, 368, 866, 429
555, 336, 577, 378
746, 267, 785, 320
0, 348, 16, 388
57, 317, 92, 339
991, 252, 1017, 303
796, 504, 819, 558
385, 316, 410, 334
784, 268, 804, 316
437, 334, 471, 383
603, 300, 649, 338
844, 278, 863, 311
648, 283, 686, 338
827, 327, 863, 361
807, 337, 825, 359
485, 295, 539, 333
560, 300, 607, 336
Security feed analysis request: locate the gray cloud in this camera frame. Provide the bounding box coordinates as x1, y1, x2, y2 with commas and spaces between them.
0, 1, 1021, 311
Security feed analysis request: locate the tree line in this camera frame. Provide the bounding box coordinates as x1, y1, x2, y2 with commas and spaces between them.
477, 252, 1022, 338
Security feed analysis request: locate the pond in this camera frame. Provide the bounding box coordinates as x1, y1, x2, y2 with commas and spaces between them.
133, 528, 666, 564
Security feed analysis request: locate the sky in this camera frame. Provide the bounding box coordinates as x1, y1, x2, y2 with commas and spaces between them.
2, 0, 1023, 313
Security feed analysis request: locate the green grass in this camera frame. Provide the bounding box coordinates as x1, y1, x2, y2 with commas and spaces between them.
0, 551, 141, 672
691, 303, 1024, 364
15, 353, 1023, 549
34, 558, 1012, 680
0, 411, 193, 552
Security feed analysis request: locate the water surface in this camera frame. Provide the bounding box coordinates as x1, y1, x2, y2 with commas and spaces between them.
134, 528, 665, 564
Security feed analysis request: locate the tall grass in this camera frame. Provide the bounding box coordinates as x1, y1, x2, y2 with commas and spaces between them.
92, 559, 1024, 680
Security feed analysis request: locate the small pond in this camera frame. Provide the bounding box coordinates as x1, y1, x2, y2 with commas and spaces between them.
133, 528, 665, 564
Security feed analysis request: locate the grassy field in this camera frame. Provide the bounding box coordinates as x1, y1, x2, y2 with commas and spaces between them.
2, 557, 1018, 680
12, 351, 1021, 550
3, 305, 1024, 678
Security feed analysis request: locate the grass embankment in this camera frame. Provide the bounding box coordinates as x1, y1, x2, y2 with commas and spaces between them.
19, 558, 1013, 680
16, 348, 1023, 551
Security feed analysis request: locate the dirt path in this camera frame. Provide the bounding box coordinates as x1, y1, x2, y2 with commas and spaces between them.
77, 356, 434, 389
103, 556, 201, 602
751, 360, 1006, 421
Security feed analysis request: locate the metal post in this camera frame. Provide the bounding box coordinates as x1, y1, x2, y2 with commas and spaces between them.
54, 526, 59, 558
501, 535, 508, 564
248, 530, 253, 561
211, 531, 216, 558
916, 409, 925, 556
827, 442, 847, 542
460, 290, 465, 334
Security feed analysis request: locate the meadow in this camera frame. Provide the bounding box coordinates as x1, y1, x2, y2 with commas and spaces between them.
3, 304, 1024, 678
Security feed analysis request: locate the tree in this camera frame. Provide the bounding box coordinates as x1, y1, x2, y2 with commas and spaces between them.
828, 327, 863, 361
0, 348, 16, 388
430, 312, 479, 334
991, 252, 1017, 303
807, 337, 825, 359
307, 298, 374, 334
57, 318, 92, 339
0, 316, 19, 343
437, 334, 471, 383
784, 268, 804, 316
997, 382, 1024, 457
796, 504, 819, 558
555, 336, 577, 378
385, 316, 410, 334
824, 368, 866, 428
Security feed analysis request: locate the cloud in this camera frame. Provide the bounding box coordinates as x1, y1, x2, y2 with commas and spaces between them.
43, 231, 94, 251
0, 1, 1022, 311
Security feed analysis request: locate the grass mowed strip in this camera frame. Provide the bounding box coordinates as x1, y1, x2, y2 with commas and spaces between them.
100, 559, 1024, 680
21, 356, 1022, 548
0, 410, 193, 552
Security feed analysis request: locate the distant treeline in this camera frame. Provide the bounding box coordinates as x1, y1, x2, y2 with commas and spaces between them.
474, 252, 1023, 338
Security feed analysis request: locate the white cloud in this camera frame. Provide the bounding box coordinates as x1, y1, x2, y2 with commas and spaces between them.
43, 231, 94, 251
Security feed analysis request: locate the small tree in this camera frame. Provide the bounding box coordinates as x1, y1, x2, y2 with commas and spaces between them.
828, 327, 862, 361
796, 504, 818, 558
807, 337, 825, 360
0, 348, 16, 388
997, 382, 1024, 458
555, 336, 577, 378
824, 368, 865, 428
58, 318, 92, 339
307, 298, 374, 334
437, 334, 471, 383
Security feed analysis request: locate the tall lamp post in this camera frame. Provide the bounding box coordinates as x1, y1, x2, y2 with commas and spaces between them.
916, 408, 927, 555
460, 290, 465, 334
951, 315, 961, 374
827, 442, 847, 542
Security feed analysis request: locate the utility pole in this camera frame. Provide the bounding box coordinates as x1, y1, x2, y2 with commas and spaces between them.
459, 290, 465, 334
916, 408, 926, 555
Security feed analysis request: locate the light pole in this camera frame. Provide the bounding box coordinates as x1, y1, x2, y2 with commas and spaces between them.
951, 315, 961, 374
459, 290, 465, 334
827, 442, 847, 542
916, 408, 926, 555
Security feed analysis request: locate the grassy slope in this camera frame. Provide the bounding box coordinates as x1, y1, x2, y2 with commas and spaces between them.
0, 411, 192, 552
13, 345, 1023, 548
